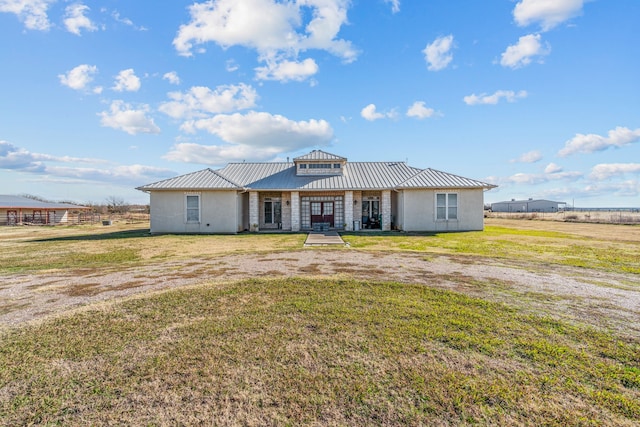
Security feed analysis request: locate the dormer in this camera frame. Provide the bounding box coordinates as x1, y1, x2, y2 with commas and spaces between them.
293, 150, 347, 176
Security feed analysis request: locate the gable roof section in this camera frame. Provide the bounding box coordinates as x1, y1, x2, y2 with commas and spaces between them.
294, 150, 346, 161
0, 195, 89, 209
397, 168, 496, 189
136, 156, 496, 192
217, 161, 422, 190
136, 168, 243, 191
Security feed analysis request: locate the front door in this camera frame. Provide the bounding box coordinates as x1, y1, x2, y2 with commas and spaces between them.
311, 201, 334, 227
362, 198, 380, 229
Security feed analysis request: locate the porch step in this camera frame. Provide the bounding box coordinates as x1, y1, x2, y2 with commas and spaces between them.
312, 222, 330, 232
304, 231, 345, 246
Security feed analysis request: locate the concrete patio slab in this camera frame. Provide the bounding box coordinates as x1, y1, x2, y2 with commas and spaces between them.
304, 231, 345, 246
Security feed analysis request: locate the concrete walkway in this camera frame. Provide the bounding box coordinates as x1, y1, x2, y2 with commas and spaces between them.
304, 231, 345, 246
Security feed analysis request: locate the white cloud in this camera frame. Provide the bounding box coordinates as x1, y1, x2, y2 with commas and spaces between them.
360, 104, 396, 121
58, 64, 99, 92
99, 100, 160, 135
164, 142, 283, 165
406, 101, 436, 119
255, 58, 319, 82
112, 10, 147, 31
558, 127, 640, 157
0, 0, 54, 31
64, 3, 97, 35
226, 60, 239, 72
163, 71, 181, 85
423, 35, 454, 71
159, 84, 258, 120
581, 180, 640, 198
172, 0, 357, 82
511, 150, 542, 163
180, 111, 333, 150
590, 163, 640, 180
112, 69, 141, 92
500, 34, 550, 69
385, 0, 400, 14
464, 90, 528, 105
167, 111, 333, 164
0, 140, 167, 188
544, 162, 562, 173
514, 0, 584, 31
0, 140, 44, 171
45, 164, 172, 184
508, 170, 582, 185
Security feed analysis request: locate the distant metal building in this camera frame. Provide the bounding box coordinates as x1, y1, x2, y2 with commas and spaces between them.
0, 195, 90, 226
491, 199, 566, 213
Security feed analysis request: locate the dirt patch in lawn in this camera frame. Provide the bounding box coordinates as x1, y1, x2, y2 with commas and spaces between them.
1, 250, 638, 339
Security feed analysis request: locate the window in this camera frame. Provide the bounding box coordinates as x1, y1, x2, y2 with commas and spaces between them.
333, 163, 341, 169
186, 195, 200, 222
436, 193, 457, 220
264, 198, 282, 224
299, 163, 307, 169
309, 163, 331, 169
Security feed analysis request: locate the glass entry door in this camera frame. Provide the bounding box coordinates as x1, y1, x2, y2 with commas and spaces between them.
311, 201, 334, 226
362, 197, 380, 229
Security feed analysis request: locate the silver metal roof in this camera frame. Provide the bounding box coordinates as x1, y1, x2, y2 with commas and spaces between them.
293, 150, 346, 161
137, 168, 243, 191
138, 158, 495, 192
215, 161, 423, 190
0, 195, 89, 209
397, 168, 497, 189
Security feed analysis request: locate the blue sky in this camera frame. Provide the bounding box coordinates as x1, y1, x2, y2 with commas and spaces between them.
1, 0, 638, 207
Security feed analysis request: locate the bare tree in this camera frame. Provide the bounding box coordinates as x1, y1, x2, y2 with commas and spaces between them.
105, 196, 128, 214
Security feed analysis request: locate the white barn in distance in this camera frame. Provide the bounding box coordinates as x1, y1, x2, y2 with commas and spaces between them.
137, 150, 497, 234
491, 199, 567, 213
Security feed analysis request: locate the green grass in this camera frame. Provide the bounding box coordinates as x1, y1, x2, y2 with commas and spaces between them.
1, 278, 639, 426
342, 225, 640, 274
0, 225, 307, 274
1, 222, 639, 274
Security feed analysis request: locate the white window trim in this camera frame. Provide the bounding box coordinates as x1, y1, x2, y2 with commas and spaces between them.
185, 192, 201, 223
435, 192, 458, 221
263, 197, 282, 225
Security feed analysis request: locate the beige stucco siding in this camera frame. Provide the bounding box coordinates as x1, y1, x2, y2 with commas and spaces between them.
400, 189, 485, 232
149, 190, 239, 234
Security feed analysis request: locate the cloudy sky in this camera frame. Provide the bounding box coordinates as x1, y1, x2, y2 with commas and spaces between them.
1, 0, 638, 206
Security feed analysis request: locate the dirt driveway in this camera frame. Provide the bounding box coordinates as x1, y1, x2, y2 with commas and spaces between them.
1, 250, 638, 337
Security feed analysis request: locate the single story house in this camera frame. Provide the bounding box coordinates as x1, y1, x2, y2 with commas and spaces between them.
137, 150, 497, 234
0, 195, 91, 226
491, 199, 567, 213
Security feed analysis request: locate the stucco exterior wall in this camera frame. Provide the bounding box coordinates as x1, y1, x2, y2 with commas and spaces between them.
149, 190, 239, 234
401, 188, 485, 232
395, 192, 404, 230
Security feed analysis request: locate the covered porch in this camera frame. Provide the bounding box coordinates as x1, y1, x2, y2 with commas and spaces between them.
248, 190, 394, 232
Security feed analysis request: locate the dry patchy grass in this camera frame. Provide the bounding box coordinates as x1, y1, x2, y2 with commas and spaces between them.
1, 278, 638, 426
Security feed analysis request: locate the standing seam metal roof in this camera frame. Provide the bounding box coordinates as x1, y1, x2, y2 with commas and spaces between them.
0, 195, 89, 209
293, 150, 347, 161
137, 160, 494, 191
137, 168, 243, 190
396, 168, 497, 189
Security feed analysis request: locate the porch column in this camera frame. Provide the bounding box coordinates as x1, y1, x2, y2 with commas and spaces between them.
382, 190, 391, 231
344, 191, 354, 231
249, 191, 259, 231
291, 191, 300, 232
